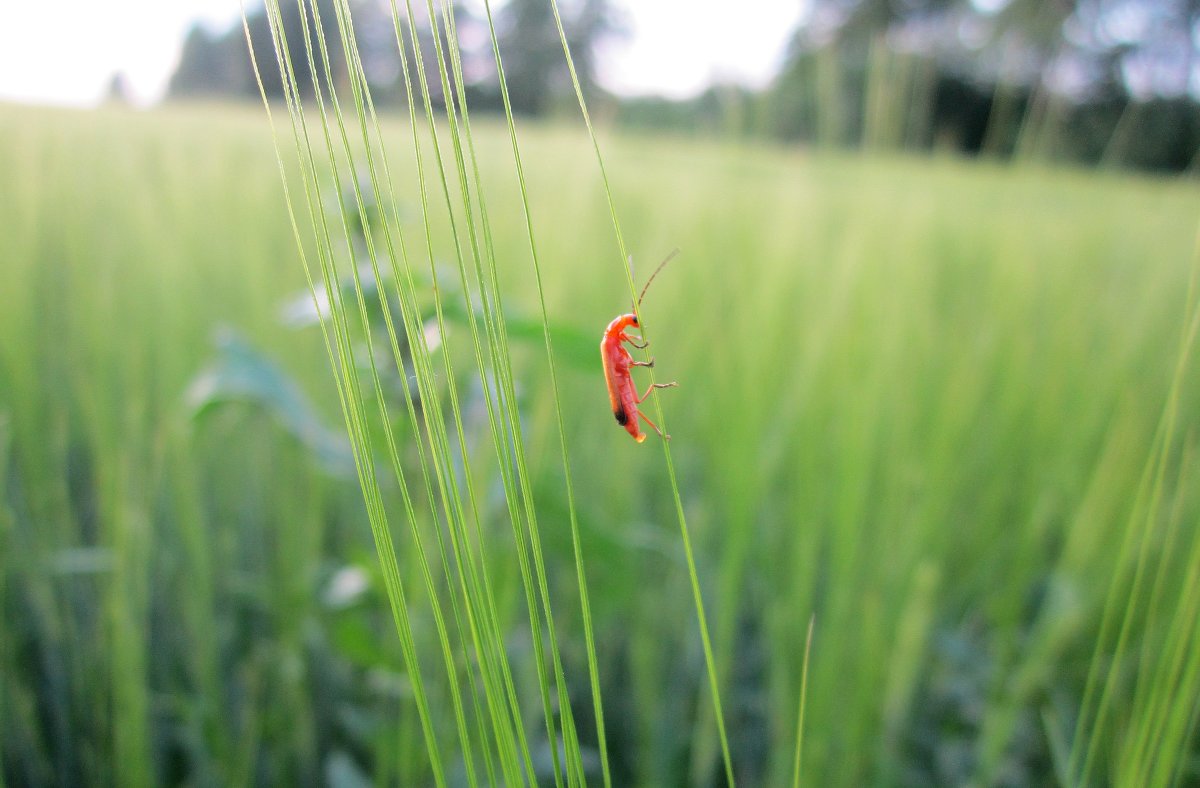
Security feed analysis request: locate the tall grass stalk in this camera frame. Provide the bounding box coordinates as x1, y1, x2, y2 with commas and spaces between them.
244, 0, 628, 782
0, 418, 11, 788
352, 7, 537, 780
1069, 221, 1200, 785
470, 1, 619, 782
791, 616, 815, 787
245, 3, 459, 781
315, 3, 520, 779
308, 0, 538, 779
390, 0, 585, 779
542, 1, 738, 784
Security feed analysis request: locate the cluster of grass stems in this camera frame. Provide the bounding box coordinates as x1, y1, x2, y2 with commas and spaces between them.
242, 0, 735, 783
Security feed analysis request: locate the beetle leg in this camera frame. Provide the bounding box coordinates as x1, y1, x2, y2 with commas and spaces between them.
638, 411, 670, 441
625, 335, 649, 349
637, 381, 678, 403
632, 358, 655, 368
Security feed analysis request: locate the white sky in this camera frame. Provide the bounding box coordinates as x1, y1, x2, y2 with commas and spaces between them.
0, 0, 805, 107
599, 1, 806, 98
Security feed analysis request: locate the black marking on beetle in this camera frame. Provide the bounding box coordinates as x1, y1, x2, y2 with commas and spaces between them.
614, 405, 628, 426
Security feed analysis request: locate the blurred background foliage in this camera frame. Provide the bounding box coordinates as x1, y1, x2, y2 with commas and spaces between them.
3, 97, 1198, 784
166, 0, 1200, 172
4, 0, 1200, 785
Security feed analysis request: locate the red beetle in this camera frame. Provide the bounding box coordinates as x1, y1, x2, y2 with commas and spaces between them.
601, 252, 679, 442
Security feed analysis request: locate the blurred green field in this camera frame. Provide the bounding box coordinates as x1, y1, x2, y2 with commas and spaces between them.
2, 101, 1200, 786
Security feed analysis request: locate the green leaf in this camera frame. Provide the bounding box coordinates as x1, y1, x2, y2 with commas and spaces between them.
185, 327, 354, 477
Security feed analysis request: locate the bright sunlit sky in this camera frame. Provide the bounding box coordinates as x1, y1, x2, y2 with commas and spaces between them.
0, 0, 807, 107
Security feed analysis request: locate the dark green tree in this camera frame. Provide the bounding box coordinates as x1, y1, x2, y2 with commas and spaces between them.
766, 0, 1200, 169
168, 24, 254, 98
492, 0, 626, 115
168, 0, 356, 102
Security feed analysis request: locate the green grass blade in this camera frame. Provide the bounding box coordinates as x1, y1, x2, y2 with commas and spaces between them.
540, 1, 738, 783
243, 2, 468, 781
791, 616, 815, 788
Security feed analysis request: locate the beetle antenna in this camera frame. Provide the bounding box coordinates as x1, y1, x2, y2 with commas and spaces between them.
637, 248, 679, 307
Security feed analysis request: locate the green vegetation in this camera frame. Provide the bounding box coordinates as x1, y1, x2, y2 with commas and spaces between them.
2, 97, 1200, 785
167, 0, 1200, 173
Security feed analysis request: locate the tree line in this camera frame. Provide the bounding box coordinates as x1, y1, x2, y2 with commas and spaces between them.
169, 0, 1200, 172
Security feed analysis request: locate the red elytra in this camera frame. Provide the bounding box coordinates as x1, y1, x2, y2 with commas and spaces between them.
600, 252, 679, 442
